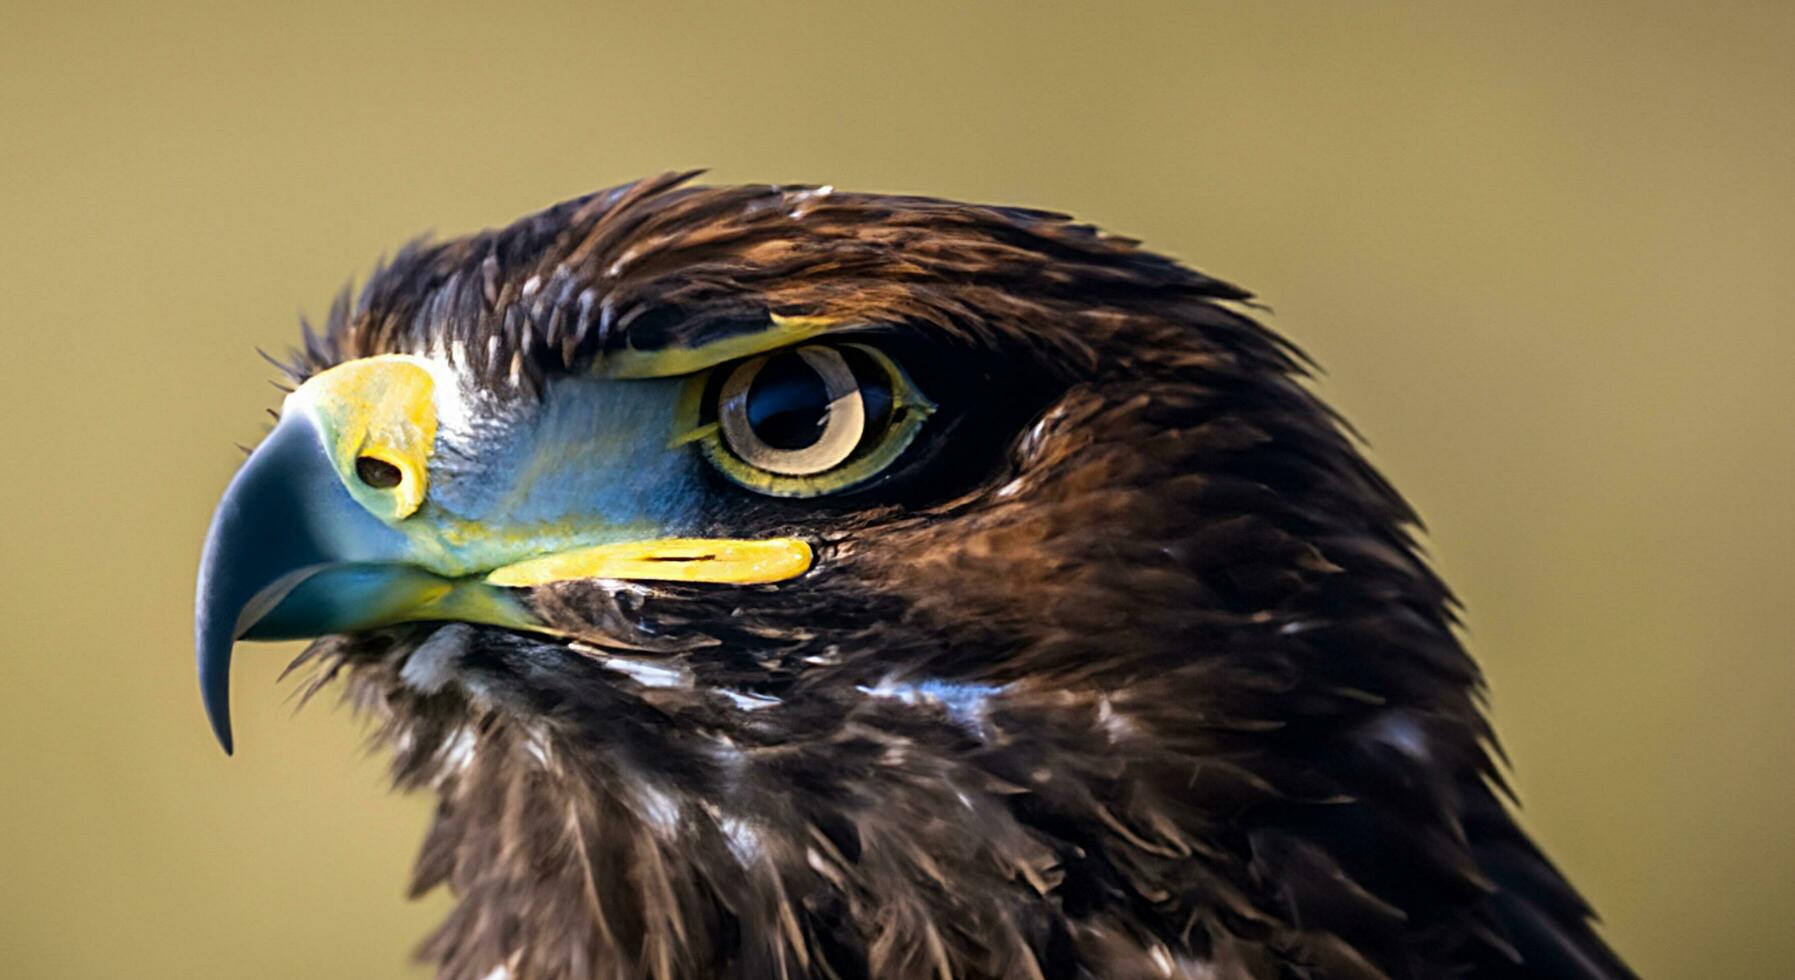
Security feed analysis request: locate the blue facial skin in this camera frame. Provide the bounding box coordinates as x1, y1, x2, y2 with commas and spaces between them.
411, 375, 709, 577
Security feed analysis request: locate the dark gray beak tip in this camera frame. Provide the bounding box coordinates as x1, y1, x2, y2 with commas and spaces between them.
199, 641, 236, 755
197, 522, 242, 756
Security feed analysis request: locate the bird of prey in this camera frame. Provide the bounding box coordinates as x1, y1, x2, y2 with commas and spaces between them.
196, 173, 1633, 980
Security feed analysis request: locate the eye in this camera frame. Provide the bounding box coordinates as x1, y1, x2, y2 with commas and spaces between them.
719, 347, 865, 475
684, 343, 935, 497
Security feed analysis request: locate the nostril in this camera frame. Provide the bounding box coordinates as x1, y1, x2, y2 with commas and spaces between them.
355, 455, 403, 489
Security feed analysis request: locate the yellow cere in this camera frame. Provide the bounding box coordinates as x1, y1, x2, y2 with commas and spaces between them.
484, 537, 814, 587
293, 355, 440, 521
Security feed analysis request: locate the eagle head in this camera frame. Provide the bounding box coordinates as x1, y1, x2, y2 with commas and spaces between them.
195, 173, 1630, 979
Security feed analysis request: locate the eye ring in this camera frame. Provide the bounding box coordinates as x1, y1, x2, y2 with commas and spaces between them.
717, 346, 865, 476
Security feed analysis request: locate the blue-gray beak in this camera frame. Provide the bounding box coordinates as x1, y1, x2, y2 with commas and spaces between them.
193, 412, 470, 754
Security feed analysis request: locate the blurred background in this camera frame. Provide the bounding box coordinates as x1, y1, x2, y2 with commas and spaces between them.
3, 1, 1789, 976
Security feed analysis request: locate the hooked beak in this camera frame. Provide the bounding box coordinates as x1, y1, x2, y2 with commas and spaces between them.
194, 410, 527, 754
196, 354, 816, 756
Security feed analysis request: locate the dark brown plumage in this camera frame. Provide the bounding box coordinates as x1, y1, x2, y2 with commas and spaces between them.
258, 173, 1630, 979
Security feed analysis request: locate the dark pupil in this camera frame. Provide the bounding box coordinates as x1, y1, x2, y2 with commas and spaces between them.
355, 455, 403, 489
746, 353, 833, 450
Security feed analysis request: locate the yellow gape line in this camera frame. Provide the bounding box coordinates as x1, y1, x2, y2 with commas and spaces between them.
291, 354, 441, 521
484, 537, 814, 587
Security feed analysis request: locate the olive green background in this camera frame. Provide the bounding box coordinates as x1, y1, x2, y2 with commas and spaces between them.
3, 2, 1789, 976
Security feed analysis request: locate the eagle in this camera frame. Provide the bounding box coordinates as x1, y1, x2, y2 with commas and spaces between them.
195, 172, 1632, 980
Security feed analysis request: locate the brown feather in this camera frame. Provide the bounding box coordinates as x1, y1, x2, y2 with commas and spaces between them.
275, 175, 1633, 980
